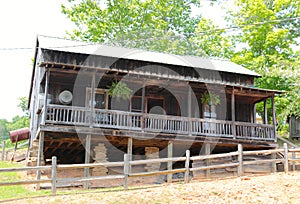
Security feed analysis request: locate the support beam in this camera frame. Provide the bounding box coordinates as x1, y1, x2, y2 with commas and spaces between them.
271, 94, 276, 142
264, 99, 268, 124
90, 73, 96, 127
84, 134, 91, 189
253, 104, 256, 123
188, 86, 192, 136
167, 141, 173, 183
231, 90, 236, 139
205, 143, 211, 178
42, 70, 50, 125
127, 137, 133, 173
141, 84, 146, 114
36, 132, 44, 190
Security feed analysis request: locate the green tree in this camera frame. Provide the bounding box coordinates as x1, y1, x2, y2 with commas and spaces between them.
228, 0, 300, 127
61, 0, 230, 56
0, 97, 30, 142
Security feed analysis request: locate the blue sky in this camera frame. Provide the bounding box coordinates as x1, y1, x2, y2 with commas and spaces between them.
0, 0, 225, 121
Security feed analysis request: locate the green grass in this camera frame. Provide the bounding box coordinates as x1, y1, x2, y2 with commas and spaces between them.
0, 161, 50, 201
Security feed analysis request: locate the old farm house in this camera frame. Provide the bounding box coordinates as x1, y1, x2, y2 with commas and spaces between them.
27, 36, 280, 179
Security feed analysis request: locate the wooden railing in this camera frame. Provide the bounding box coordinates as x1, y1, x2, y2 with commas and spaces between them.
46, 104, 276, 141
0, 143, 299, 196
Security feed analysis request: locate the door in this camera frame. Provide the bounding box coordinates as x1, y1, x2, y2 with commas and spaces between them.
147, 98, 165, 114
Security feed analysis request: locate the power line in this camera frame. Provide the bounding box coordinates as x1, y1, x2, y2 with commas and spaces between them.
0, 16, 299, 51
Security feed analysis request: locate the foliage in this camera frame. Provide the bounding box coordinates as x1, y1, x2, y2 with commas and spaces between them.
61, 0, 230, 56
228, 0, 300, 128
108, 81, 132, 100
200, 92, 221, 105
17, 96, 29, 116
0, 97, 30, 142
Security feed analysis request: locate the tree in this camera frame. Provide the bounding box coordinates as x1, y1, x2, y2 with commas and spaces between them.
227, 0, 300, 127
61, 0, 230, 56
0, 97, 30, 142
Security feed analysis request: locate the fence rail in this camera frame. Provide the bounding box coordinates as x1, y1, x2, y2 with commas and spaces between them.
46, 104, 276, 141
0, 143, 299, 196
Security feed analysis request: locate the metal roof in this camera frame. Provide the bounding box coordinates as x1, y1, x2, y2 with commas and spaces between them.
37, 35, 260, 77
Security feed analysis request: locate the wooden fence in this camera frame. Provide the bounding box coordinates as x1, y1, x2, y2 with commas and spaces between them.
0, 143, 300, 196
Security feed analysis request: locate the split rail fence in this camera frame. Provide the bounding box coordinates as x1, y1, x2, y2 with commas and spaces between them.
0, 143, 300, 196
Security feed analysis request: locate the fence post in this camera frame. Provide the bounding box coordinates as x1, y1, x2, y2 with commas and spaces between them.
237, 144, 243, 176
1, 141, 5, 161
283, 143, 289, 173
167, 141, 173, 183
292, 150, 296, 171
184, 150, 190, 183
51, 156, 57, 196
124, 154, 129, 190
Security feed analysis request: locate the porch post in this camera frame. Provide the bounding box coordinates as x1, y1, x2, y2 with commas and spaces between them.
253, 104, 256, 123
36, 131, 44, 190
271, 94, 276, 141
141, 84, 146, 130
231, 90, 236, 139
42, 70, 50, 125
167, 141, 173, 183
264, 99, 268, 124
84, 134, 91, 189
141, 84, 146, 113
90, 73, 96, 127
188, 86, 192, 136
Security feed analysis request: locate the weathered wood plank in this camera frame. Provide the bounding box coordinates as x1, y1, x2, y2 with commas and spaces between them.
190, 163, 239, 172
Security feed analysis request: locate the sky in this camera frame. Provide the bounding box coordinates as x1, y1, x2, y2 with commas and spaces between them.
0, 0, 224, 121
0, 0, 75, 120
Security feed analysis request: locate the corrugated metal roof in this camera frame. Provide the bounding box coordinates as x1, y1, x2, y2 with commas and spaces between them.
37, 35, 260, 77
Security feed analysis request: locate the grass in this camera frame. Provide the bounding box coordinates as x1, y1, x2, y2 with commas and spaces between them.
0, 161, 50, 201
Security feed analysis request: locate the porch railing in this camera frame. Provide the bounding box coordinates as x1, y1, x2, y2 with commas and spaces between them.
45, 104, 276, 141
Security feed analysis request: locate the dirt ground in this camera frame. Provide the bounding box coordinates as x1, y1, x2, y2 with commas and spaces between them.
4, 171, 300, 204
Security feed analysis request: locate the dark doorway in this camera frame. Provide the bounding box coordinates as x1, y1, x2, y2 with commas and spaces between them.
147, 98, 165, 114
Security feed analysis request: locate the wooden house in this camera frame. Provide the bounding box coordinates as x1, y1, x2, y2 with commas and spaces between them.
28, 36, 280, 172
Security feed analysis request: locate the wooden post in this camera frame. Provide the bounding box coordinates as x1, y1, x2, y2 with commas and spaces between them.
253, 104, 256, 123
271, 94, 276, 142
184, 150, 190, 183
84, 134, 91, 190
51, 156, 57, 196
231, 90, 236, 139
264, 99, 268, 124
271, 152, 277, 173
292, 151, 296, 171
205, 143, 211, 178
90, 73, 95, 127
127, 137, 133, 163
10, 138, 18, 162
42, 70, 50, 125
283, 143, 289, 173
141, 84, 146, 130
141, 84, 145, 113
188, 86, 192, 136
123, 154, 129, 190
1, 141, 5, 161
237, 144, 243, 176
167, 141, 173, 183
36, 132, 44, 190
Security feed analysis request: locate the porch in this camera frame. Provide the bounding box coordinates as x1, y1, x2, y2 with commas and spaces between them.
44, 104, 276, 142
